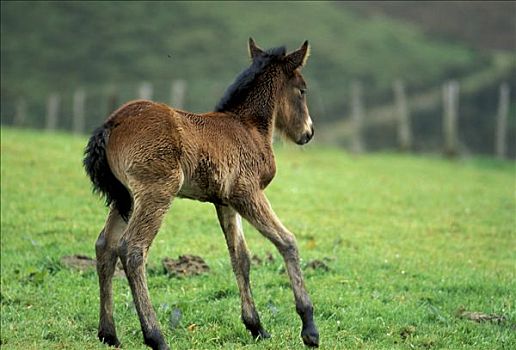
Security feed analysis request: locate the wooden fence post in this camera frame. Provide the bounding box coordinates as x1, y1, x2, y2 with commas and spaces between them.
46, 93, 60, 131
495, 83, 510, 159
443, 81, 459, 156
73, 89, 86, 134
393, 79, 412, 151
351, 81, 364, 154
13, 97, 27, 127
106, 86, 118, 115
170, 80, 186, 109
138, 82, 153, 100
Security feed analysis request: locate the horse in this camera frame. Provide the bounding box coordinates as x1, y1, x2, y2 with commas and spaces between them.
83, 38, 319, 349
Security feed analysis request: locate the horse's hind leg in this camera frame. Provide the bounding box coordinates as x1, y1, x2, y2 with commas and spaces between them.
95, 207, 127, 347
231, 192, 319, 347
117, 174, 181, 350
215, 204, 270, 340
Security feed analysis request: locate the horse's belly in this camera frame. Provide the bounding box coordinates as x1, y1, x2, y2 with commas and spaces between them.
177, 181, 225, 204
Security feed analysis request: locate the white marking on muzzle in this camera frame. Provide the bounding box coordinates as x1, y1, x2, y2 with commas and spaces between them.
304, 116, 313, 134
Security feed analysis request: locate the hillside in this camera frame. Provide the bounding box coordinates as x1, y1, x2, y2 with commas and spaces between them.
343, 1, 516, 51
1, 1, 484, 125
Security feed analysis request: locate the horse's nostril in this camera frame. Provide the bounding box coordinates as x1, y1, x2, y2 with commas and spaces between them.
306, 126, 314, 142
297, 130, 314, 145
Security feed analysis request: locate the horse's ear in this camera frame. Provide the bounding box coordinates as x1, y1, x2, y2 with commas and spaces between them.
248, 37, 264, 59
285, 40, 310, 71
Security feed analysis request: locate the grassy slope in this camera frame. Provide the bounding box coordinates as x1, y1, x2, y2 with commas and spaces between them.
1, 128, 515, 349
1, 1, 480, 123
1, 1, 478, 89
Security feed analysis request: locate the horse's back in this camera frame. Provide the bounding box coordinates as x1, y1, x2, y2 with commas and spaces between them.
103, 99, 274, 201
107, 99, 179, 134
105, 100, 185, 185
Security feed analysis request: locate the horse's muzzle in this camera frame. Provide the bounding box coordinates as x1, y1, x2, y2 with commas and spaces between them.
296, 125, 314, 145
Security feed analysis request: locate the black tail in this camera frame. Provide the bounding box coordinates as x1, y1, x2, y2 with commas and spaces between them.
83, 124, 132, 221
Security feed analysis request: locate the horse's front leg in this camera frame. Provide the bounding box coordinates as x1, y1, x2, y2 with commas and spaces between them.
215, 204, 270, 340
231, 192, 319, 347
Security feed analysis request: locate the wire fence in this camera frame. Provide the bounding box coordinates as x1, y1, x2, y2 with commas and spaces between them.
2, 77, 514, 159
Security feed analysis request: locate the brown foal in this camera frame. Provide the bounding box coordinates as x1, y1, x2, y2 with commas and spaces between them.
84, 38, 319, 349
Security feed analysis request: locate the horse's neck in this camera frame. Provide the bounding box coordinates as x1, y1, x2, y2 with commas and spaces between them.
235, 82, 278, 142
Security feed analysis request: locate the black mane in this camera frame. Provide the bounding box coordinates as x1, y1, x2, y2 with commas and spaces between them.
215, 46, 286, 112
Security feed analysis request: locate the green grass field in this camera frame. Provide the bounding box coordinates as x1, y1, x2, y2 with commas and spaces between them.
1, 128, 515, 349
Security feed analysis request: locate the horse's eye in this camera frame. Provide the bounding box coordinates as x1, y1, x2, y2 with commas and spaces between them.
299, 88, 307, 96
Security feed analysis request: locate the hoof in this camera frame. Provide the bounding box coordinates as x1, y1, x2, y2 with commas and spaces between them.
301, 327, 319, 347
144, 339, 169, 350
144, 329, 169, 350
244, 318, 270, 341
98, 330, 121, 347
254, 328, 271, 340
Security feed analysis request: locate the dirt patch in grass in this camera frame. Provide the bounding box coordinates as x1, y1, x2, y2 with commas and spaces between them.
457, 309, 507, 324
399, 325, 416, 340
251, 252, 276, 266
304, 259, 331, 272
61, 255, 96, 270
60, 255, 125, 277
61, 254, 210, 278
162, 255, 209, 277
